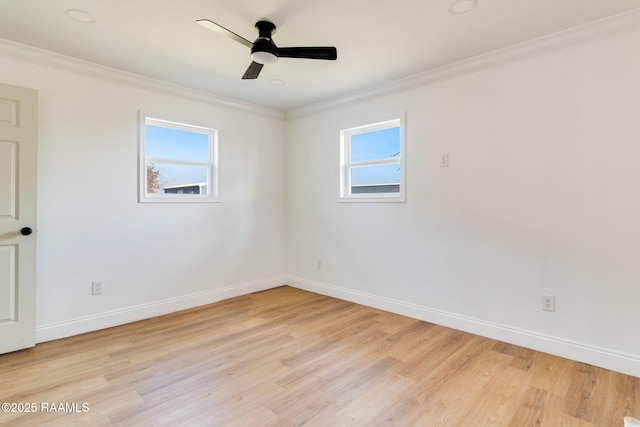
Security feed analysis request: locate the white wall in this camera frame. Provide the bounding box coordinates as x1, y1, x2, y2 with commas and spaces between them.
0, 49, 287, 339
286, 28, 640, 376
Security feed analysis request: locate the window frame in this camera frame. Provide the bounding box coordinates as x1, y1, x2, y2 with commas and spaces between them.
138, 112, 219, 203
339, 114, 406, 202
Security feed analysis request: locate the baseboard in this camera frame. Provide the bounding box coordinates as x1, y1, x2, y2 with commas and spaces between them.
35, 276, 286, 343
286, 275, 640, 378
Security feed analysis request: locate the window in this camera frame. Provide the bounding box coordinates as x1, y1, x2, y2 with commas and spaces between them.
340, 115, 405, 201
139, 113, 218, 203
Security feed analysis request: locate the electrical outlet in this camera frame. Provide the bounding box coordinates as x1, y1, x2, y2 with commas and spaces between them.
440, 154, 449, 168
543, 294, 556, 312
92, 281, 102, 296
317, 260, 323, 270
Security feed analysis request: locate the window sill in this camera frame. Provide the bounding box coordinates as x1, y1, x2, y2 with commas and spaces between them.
338, 195, 405, 203
139, 196, 221, 203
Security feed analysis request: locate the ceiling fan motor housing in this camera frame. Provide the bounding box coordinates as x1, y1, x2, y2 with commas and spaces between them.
251, 21, 278, 63
251, 21, 278, 64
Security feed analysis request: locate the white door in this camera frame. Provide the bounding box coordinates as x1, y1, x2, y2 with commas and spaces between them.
0, 83, 37, 354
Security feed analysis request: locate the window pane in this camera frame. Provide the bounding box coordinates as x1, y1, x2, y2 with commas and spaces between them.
350, 126, 400, 162
145, 125, 209, 162
351, 164, 400, 193
146, 163, 209, 195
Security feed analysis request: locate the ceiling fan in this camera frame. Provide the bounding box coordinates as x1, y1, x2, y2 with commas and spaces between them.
196, 19, 337, 80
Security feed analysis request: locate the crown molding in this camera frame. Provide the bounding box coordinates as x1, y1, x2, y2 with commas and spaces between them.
286, 7, 640, 120
0, 38, 285, 121
3, 7, 639, 122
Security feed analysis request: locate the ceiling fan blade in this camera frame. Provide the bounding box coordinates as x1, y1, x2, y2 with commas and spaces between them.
196, 19, 253, 48
242, 61, 264, 79
276, 47, 337, 60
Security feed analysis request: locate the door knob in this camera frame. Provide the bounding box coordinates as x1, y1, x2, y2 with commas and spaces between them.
20, 227, 33, 236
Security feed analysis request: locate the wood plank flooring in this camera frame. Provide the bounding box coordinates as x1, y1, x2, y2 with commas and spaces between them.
1, 286, 638, 426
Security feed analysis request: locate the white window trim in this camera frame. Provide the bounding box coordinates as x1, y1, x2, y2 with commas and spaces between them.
139, 112, 219, 203
339, 114, 406, 202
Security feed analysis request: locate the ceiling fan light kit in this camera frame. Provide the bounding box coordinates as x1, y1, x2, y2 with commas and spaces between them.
449, 0, 478, 14
251, 51, 278, 65
197, 18, 337, 79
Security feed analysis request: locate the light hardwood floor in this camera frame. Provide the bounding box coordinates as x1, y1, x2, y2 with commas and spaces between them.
1, 286, 638, 426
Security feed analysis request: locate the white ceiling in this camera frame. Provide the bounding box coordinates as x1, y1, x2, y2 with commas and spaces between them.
0, 0, 639, 111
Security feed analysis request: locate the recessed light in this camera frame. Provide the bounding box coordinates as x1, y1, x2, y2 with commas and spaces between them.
65, 9, 95, 24
268, 79, 285, 86
449, 0, 477, 14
